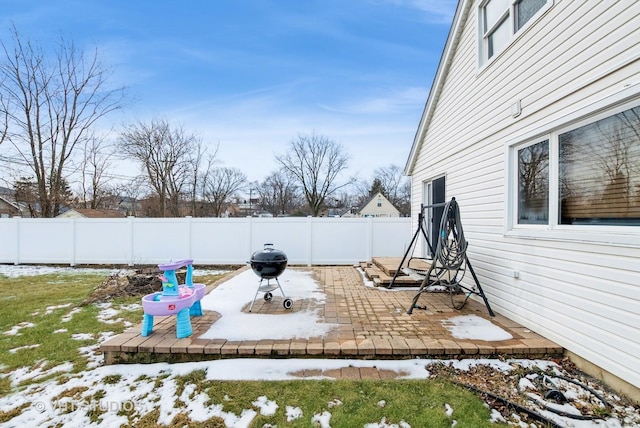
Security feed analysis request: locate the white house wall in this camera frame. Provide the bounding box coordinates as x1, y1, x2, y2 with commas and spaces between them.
360, 193, 401, 217
410, 0, 640, 390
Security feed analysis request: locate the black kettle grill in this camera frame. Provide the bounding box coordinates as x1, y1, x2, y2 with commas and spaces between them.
248, 243, 292, 312
250, 243, 288, 279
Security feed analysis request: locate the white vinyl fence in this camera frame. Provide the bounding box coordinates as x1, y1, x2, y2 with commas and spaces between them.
0, 216, 411, 266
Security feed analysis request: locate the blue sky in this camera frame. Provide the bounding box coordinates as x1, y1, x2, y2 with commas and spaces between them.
1, 0, 456, 183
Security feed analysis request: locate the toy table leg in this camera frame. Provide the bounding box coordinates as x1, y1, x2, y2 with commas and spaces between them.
190, 300, 202, 317
175, 307, 193, 338
141, 313, 154, 336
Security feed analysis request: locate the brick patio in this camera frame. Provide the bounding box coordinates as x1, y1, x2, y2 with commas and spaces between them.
101, 262, 562, 366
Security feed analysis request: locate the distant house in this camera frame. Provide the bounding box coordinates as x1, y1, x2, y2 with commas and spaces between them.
342, 192, 400, 218
56, 208, 126, 218
0, 196, 22, 218
0, 186, 14, 198
405, 0, 639, 399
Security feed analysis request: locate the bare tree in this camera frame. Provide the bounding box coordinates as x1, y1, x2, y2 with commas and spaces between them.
256, 169, 302, 216
76, 134, 115, 209
275, 132, 354, 216
0, 84, 7, 146
13, 176, 38, 217
0, 25, 125, 217
114, 177, 146, 217
332, 188, 359, 212
202, 167, 246, 217
118, 118, 204, 217
189, 143, 219, 217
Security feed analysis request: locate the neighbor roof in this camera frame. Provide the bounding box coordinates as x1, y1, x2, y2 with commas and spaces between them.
0, 196, 21, 211
62, 208, 125, 218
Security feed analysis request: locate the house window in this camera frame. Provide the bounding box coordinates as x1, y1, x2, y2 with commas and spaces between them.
512, 104, 640, 229
518, 139, 549, 224
480, 0, 551, 64
482, 0, 510, 60
559, 107, 640, 225
515, 0, 548, 30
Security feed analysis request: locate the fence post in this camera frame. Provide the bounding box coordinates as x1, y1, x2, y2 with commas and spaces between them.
14, 217, 20, 265
128, 216, 135, 266
307, 216, 313, 266
71, 218, 76, 266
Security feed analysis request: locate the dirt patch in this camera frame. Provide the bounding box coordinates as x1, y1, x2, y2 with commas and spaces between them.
82, 267, 232, 304
289, 367, 409, 379
427, 357, 640, 426
83, 268, 187, 304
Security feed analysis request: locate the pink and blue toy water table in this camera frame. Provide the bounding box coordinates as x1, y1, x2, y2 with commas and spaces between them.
141, 259, 206, 339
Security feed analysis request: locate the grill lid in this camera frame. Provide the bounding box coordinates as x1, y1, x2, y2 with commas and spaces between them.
251, 243, 287, 263
250, 243, 287, 279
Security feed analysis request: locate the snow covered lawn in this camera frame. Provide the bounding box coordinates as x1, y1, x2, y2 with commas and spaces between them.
0, 264, 638, 427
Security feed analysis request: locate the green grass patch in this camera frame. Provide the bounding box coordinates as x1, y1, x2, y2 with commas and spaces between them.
199, 377, 502, 427
0, 271, 144, 389
88, 376, 504, 427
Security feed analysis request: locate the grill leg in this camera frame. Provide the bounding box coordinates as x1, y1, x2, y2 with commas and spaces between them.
249, 279, 263, 312
275, 277, 287, 298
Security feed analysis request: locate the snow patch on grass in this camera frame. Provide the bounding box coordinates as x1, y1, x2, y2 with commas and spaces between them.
9, 344, 40, 354
253, 395, 278, 416
61, 307, 81, 322
3, 321, 35, 336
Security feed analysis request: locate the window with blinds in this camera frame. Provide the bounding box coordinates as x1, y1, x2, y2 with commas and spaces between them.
559, 106, 640, 225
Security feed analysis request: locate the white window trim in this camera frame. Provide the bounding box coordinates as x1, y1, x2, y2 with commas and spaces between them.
478, 0, 554, 71
505, 92, 640, 247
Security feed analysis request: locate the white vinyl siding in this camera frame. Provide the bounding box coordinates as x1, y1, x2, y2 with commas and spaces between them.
359, 192, 400, 218
410, 0, 640, 390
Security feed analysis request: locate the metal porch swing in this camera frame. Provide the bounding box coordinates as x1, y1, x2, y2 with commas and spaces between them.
390, 197, 494, 316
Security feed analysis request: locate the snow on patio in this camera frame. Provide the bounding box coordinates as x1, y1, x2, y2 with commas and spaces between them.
199, 268, 339, 341
441, 315, 513, 341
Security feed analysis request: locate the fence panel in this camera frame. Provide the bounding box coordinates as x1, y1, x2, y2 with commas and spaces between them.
75, 218, 133, 265
0, 217, 411, 266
